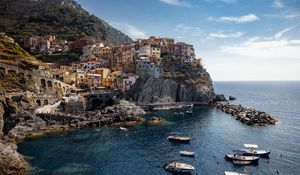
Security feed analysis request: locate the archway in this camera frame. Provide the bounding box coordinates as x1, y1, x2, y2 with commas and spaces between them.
47, 80, 53, 88
44, 100, 48, 105
36, 100, 41, 106
41, 79, 46, 88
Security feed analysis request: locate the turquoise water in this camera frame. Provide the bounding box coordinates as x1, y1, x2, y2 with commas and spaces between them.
18, 81, 300, 175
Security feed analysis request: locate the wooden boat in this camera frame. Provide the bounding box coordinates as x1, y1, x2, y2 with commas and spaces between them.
225, 171, 248, 175
164, 160, 195, 174
119, 127, 128, 131
235, 144, 271, 158
225, 154, 259, 164
167, 134, 191, 143
180, 151, 195, 157
232, 160, 252, 166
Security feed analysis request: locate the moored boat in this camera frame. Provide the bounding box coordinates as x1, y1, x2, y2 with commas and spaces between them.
235, 144, 271, 158
225, 171, 248, 175
167, 133, 191, 143
119, 127, 128, 131
225, 154, 260, 164
180, 151, 195, 157
185, 110, 193, 115
164, 160, 195, 174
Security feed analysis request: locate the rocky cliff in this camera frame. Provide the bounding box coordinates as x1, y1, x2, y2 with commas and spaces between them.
127, 59, 216, 104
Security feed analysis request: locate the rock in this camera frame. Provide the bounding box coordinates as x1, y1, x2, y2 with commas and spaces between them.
127, 69, 215, 104
0, 140, 27, 175
212, 94, 227, 102
229, 96, 236, 101
211, 102, 277, 126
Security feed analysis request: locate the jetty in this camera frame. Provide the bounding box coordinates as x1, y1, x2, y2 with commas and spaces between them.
211, 102, 277, 126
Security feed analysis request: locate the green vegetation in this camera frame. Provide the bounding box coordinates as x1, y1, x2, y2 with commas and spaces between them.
0, 0, 132, 45
0, 35, 41, 69
0, 71, 35, 92
37, 49, 82, 65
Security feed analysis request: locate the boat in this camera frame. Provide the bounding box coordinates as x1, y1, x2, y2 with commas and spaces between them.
225, 154, 260, 164
180, 151, 195, 157
164, 160, 195, 174
225, 171, 248, 175
232, 160, 252, 166
235, 144, 271, 158
167, 133, 191, 143
119, 127, 128, 131
185, 110, 193, 115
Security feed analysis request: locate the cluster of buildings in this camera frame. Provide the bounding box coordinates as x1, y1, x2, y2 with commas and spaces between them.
23, 35, 70, 54
26, 36, 198, 93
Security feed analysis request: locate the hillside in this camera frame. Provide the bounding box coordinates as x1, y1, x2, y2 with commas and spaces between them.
0, 34, 41, 69
0, 0, 132, 45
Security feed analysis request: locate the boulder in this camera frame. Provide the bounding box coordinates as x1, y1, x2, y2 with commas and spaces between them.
212, 94, 227, 102
229, 96, 236, 101
0, 140, 27, 175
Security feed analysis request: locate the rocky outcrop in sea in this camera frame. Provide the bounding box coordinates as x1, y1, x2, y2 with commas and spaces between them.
127, 61, 215, 104
211, 102, 278, 126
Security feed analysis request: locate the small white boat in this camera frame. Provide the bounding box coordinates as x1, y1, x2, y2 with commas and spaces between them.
225, 171, 248, 175
185, 110, 193, 115
237, 144, 271, 158
119, 127, 128, 131
180, 151, 195, 157
164, 160, 195, 173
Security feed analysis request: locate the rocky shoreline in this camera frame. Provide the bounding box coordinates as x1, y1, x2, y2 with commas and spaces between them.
211, 102, 278, 126
0, 96, 146, 175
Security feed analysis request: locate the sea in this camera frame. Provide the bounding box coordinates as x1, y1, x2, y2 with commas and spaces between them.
18, 81, 300, 175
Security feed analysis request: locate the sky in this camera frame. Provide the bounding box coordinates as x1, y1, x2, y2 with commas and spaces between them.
76, 0, 300, 81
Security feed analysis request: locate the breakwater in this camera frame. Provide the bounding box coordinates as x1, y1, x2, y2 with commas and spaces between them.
211, 102, 278, 126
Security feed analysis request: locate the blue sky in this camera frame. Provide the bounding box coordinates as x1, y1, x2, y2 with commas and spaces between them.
76, 0, 300, 81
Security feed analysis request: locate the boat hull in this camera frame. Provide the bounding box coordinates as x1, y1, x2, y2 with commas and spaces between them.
225, 155, 260, 165
241, 150, 271, 158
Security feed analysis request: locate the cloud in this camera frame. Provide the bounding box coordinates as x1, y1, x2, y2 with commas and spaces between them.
271, 0, 285, 8
207, 14, 259, 23
220, 36, 300, 59
209, 31, 244, 38
175, 23, 203, 36
110, 22, 147, 39
274, 26, 295, 39
204, 0, 236, 3
159, 0, 192, 7
264, 11, 300, 19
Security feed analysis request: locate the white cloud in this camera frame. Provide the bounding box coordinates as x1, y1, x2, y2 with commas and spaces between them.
220, 38, 300, 59
204, 0, 236, 3
264, 11, 300, 19
159, 0, 192, 7
274, 26, 295, 39
210, 31, 244, 38
175, 23, 203, 36
271, 0, 285, 8
111, 22, 147, 39
207, 14, 259, 23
